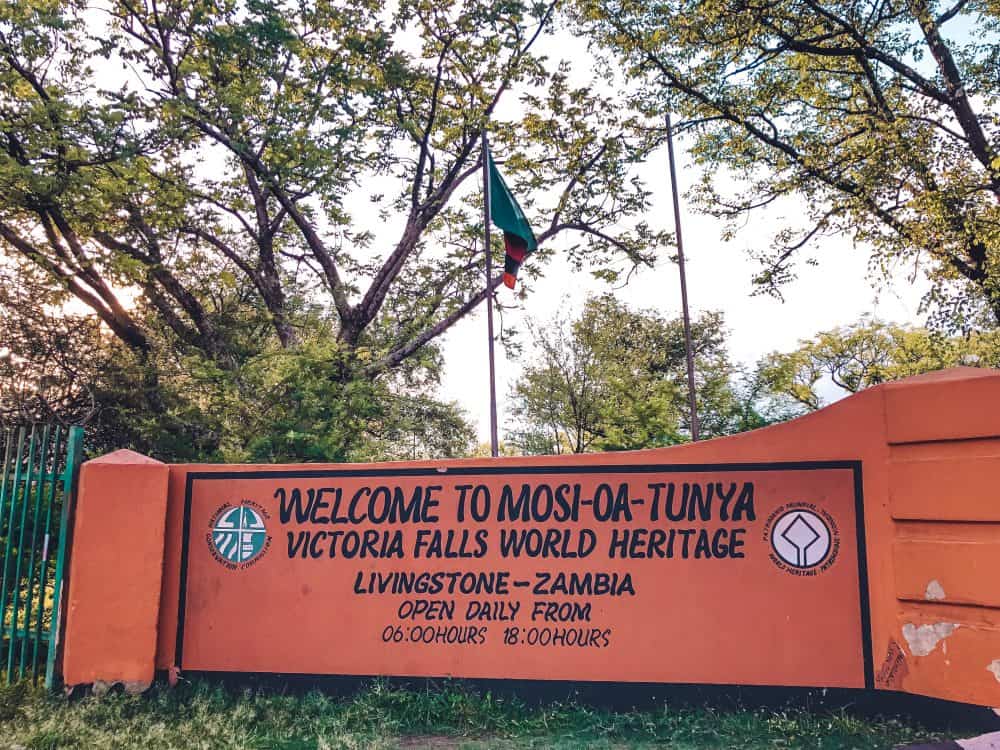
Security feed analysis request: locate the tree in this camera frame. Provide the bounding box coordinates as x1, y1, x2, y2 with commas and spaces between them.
1, 246, 475, 462
0, 291, 477, 461
756, 316, 1000, 409
0, 261, 106, 427
506, 295, 748, 454
0, 0, 663, 458
576, 0, 1000, 330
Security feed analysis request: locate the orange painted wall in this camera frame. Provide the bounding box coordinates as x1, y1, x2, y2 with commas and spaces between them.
63, 368, 1000, 708
63, 450, 169, 690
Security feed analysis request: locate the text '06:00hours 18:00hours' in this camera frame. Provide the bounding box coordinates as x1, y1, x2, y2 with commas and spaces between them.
379, 624, 613, 648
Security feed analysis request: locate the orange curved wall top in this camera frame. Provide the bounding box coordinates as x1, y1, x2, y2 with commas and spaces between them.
62, 367, 1000, 709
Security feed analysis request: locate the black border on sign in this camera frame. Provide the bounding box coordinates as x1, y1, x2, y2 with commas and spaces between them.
176, 460, 874, 690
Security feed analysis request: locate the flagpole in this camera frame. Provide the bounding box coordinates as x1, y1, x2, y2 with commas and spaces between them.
482, 131, 500, 457
666, 112, 700, 441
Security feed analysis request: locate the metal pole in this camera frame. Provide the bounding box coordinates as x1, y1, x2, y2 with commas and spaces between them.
482, 132, 500, 457
0, 427, 26, 678
666, 113, 700, 441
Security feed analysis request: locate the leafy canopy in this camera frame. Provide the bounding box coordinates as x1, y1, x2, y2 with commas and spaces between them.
576, 0, 1000, 331
0, 0, 662, 361
0, 269, 476, 461
506, 295, 755, 454
0, 0, 664, 458
756, 316, 1000, 409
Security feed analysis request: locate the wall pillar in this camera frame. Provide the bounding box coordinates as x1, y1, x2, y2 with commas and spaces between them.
62, 449, 168, 692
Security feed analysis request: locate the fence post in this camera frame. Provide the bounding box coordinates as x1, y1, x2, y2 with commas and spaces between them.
45, 426, 84, 690
0, 427, 27, 683
32, 425, 62, 682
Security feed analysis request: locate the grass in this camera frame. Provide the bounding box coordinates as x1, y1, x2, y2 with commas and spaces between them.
0, 678, 967, 750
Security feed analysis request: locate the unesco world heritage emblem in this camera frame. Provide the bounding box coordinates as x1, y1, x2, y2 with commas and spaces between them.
207, 501, 271, 570
763, 502, 840, 575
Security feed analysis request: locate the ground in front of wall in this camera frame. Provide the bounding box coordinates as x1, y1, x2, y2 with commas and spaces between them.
0, 679, 991, 749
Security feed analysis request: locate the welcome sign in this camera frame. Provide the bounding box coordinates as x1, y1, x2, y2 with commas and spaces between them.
174, 461, 871, 687
63, 370, 1000, 708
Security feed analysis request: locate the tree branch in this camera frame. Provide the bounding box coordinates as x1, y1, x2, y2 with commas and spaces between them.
0, 221, 150, 352
367, 273, 504, 375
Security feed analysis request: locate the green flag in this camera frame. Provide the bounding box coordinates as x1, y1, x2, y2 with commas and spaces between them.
487, 150, 537, 288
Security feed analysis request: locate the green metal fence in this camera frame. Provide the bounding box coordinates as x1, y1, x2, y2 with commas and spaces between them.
0, 424, 83, 689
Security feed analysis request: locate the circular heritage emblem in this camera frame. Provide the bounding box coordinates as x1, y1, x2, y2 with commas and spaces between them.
763, 502, 840, 575
207, 501, 271, 569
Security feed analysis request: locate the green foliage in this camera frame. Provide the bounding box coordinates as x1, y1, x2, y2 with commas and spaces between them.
0, 0, 660, 366
207, 337, 476, 463
575, 0, 1000, 331
756, 316, 1000, 410
0, 0, 665, 459
0, 679, 951, 748
0, 267, 474, 461
506, 295, 753, 454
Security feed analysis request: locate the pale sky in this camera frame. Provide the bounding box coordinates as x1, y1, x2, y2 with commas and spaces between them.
65, 7, 931, 446
439, 135, 928, 442
432, 28, 931, 443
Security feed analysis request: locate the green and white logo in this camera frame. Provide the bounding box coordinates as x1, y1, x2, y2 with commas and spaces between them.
207, 501, 270, 569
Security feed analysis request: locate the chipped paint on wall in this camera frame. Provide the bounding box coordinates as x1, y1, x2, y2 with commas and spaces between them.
875, 639, 909, 689
902, 623, 960, 657
987, 660, 1000, 684
925, 580, 946, 601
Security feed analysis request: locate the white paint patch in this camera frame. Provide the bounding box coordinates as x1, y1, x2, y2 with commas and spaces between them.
988, 660, 1000, 683
925, 579, 946, 601
902, 622, 960, 657
957, 730, 1000, 749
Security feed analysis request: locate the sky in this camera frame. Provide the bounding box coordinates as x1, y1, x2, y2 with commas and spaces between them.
61, 5, 933, 445
429, 25, 930, 444
439, 130, 929, 443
